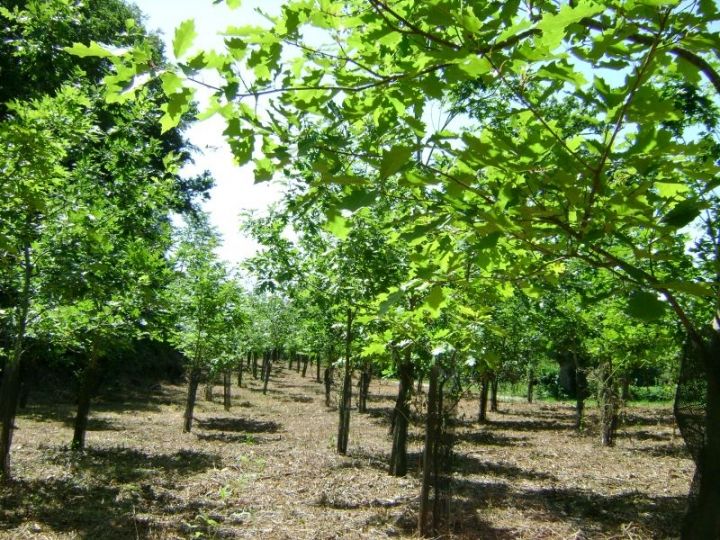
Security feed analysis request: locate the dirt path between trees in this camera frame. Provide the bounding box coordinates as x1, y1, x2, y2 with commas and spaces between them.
0, 367, 693, 539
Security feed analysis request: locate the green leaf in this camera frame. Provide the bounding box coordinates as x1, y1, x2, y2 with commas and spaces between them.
379, 146, 413, 178
626, 291, 666, 321
65, 41, 117, 58
173, 19, 197, 59
536, 2, 604, 49
324, 211, 350, 239
662, 199, 702, 229
457, 55, 492, 77
655, 281, 714, 298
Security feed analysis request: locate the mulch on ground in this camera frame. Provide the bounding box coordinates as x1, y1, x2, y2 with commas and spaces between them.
0, 367, 693, 539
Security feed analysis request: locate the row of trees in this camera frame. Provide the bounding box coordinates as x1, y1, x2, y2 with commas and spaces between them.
0, 0, 214, 476
2, 0, 717, 537
90, 0, 718, 536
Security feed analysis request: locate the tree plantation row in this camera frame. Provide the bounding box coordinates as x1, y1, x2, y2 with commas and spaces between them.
1, 0, 719, 538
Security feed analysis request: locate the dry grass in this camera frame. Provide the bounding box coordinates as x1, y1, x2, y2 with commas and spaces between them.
0, 367, 693, 539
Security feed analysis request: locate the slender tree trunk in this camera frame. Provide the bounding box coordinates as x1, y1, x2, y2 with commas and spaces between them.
223, 370, 231, 411
357, 364, 371, 413
205, 377, 214, 402
574, 354, 586, 431
478, 377, 489, 423
301, 355, 309, 377
527, 368, 535, 404
621, 375, 631, 401
490, 375, 499, 412
288, 351, 294, 370
262, 350, 272, 395
337, 309, 353, 455
416, 374, 424, 394
419, 364, 440, 536
0, 243, 31, 481
252, 351, 258, 379
296, 352, 301, 373
599, 360, 618, 447
183, 366, 201, 433
316, 352, 321, 383
72, 345, 101, 451
324, 366, 334, 407
238, 353, 247, 387
390, 351, 413, 476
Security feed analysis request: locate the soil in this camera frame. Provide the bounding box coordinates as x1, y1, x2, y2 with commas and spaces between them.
0, 366, 693, 539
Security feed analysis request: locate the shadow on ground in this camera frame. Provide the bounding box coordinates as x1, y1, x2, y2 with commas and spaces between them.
0, 447, 223, 539
196, 416, 281, 434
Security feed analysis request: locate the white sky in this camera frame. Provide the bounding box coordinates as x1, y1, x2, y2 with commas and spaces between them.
133, 0, 285, 265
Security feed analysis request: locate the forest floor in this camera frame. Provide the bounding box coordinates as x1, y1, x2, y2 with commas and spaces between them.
0, 365, 693, 539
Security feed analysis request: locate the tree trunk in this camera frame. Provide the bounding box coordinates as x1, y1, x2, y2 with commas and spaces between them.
252, 351, 258, 379
527, 372, 535, 404
389, 352, 413, 477
419, 364, 439, 537
204, 378, 214, 402
262, 350, 272, 395
72, 346, 101, 451
223, 370, 231, 411
681, 323, 720, 539
416, 374, 423, 394
599, 360, 618, 447
478, 377, 489, 423
238, 353, 247, 387
296, 352, 301, 373
301, 355, 309, 377
0, 243, 31, 481
316, 353, 322, 383
0, 351, 22, 481
324, 366, 334, 407
574, 354, 587, 431
358, 365, 371, 413
490, 375, 499, 412
621, 375, 631, 401
183, 367, 201, 433
288, 351, 294, 370
337, 309, 353, 455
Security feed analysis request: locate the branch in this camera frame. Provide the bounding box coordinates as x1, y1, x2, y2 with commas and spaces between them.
579, 10, 670, 234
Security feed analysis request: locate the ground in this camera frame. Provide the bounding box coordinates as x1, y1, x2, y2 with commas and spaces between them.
0, 365, 693, 539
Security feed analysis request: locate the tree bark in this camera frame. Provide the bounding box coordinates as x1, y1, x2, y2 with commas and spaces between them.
0, 242, 31, 481
490, 375, 499, 412
262, 350, 272, 395
620, 375, 631, 401
223, 370, 231, 411
238, 353, 247, 387
681, 323, 720, 539
527, 369, 535, 404
599, 360, 618, 447
419, 364, 439, 537
337, 309, 353, 455
72, 345, 101, 451
301, 355, 309, 377
389, 351, 413, 477
478, 377, 489, 423
357, 364, 371, 413
252, 351, 258, 379
288, 351, 294, 370
574, 354, 587, 431
324, 366, 334, 407
316, 352, 322, 383
183, 366, 201, 433
204, 376, 214, 402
